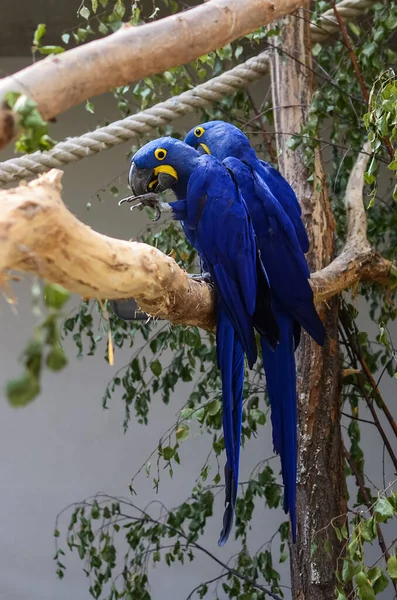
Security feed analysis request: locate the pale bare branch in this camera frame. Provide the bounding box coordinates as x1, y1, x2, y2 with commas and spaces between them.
311, 247, 394, 302
0, 0, 304, 151
310, 142, 396, 301
0, 170, 216, 330
0, 167, 394, 334
345, 141, 371, 245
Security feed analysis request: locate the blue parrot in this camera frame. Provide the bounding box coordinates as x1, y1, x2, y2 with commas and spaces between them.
127, 137, 280, 545
184, 121, 326, 541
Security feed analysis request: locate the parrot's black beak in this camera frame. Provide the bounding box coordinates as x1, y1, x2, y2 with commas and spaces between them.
128, 162, 178, 194
156, 171, 177, 192
128, 162, 155, 195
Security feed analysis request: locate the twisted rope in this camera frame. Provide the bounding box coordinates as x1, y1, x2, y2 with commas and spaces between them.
310, 0, 375, 41
0, 0, 376, 185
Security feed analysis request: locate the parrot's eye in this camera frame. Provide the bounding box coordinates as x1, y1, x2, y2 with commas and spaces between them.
155, 148, 167, 160
194, 127, 205, 138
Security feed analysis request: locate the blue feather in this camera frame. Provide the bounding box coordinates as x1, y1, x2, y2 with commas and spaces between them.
261, 307, 297, 542
256, 160, 310, 254
216, 307, 245, 546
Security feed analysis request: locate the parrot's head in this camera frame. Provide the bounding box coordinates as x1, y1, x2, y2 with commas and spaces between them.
184, 120, 255, 162
129, 137, 200, 197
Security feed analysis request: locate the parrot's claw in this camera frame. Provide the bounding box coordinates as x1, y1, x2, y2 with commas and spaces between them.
189, 272, 213, 286
118, 192, 165, 222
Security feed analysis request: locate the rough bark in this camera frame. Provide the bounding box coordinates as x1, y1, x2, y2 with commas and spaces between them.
0, 0, 306, 152
270, 7, 348, 599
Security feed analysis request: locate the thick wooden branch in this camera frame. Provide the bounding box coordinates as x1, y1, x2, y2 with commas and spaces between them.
310, 142, 396, 301
0, 170, 395, 333
0, 0, 304, 151
0, 170, 216, 330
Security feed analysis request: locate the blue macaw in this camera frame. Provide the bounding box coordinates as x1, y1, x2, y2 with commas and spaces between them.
184, 121, 326, 541
128, 137, 280, 545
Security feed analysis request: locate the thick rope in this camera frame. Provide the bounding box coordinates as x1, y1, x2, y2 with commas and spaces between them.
0, 53, 271, 184
0, 0, 376, 185
310, 0, 375, 41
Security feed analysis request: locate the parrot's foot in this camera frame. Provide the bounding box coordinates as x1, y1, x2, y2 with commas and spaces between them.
188, 272, 213, 285
118, 192, 171, 222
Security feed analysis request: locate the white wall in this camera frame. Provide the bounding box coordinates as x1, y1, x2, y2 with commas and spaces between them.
0, 58, 291, 600
0, 57, 396, 600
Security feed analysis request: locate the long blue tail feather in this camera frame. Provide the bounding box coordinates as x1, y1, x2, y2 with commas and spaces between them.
261, 311, 297, 542
216, 308, 245, 546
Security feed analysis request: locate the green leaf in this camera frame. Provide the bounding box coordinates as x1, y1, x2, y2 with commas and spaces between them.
385, 14, 397, 30
91, 0, 98, 13
79, 5, 90, 19
360, 518, 376, 542
46, 347, 68, 372
348, 22, 360, 36
176, 424, 190, 442
355, 571, 368, 587
61, 33, 70, 44
44, 283, 71, 309
249, 408, 266, 425
207, 400, 221, 415
6, 371, 40, 407
279, 551, 288, 563
312, 43, 322, 56
357, 583, 375, 600
180, 407, 195, 420
150, 359, 162, 377
388, 159, 397, 171
368, 567, 389, 594
85, 100, 95, 113
342, 559, 356, 583
362, 41, 377, 57
37, 46, 65, 55
33, 23, 46, 46
374, 496, 394, 520
162, 446, 175, 461
387, 555, 397, 579
98, 21, 108, 35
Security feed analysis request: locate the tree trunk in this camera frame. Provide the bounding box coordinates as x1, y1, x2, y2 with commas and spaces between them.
270, 6, 348, 599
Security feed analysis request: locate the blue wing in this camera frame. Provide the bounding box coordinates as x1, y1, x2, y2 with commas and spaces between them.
256, 159, 310, 254
186, 158, 264, 366
168, 199, 210, 274
224, 157, 324, 345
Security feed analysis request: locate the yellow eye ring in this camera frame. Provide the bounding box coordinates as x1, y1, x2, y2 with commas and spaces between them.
154, 148, 167, 160
194, 127, 205, 138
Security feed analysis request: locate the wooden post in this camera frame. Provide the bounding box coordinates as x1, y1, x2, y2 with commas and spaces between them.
270, 6, 348, 599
